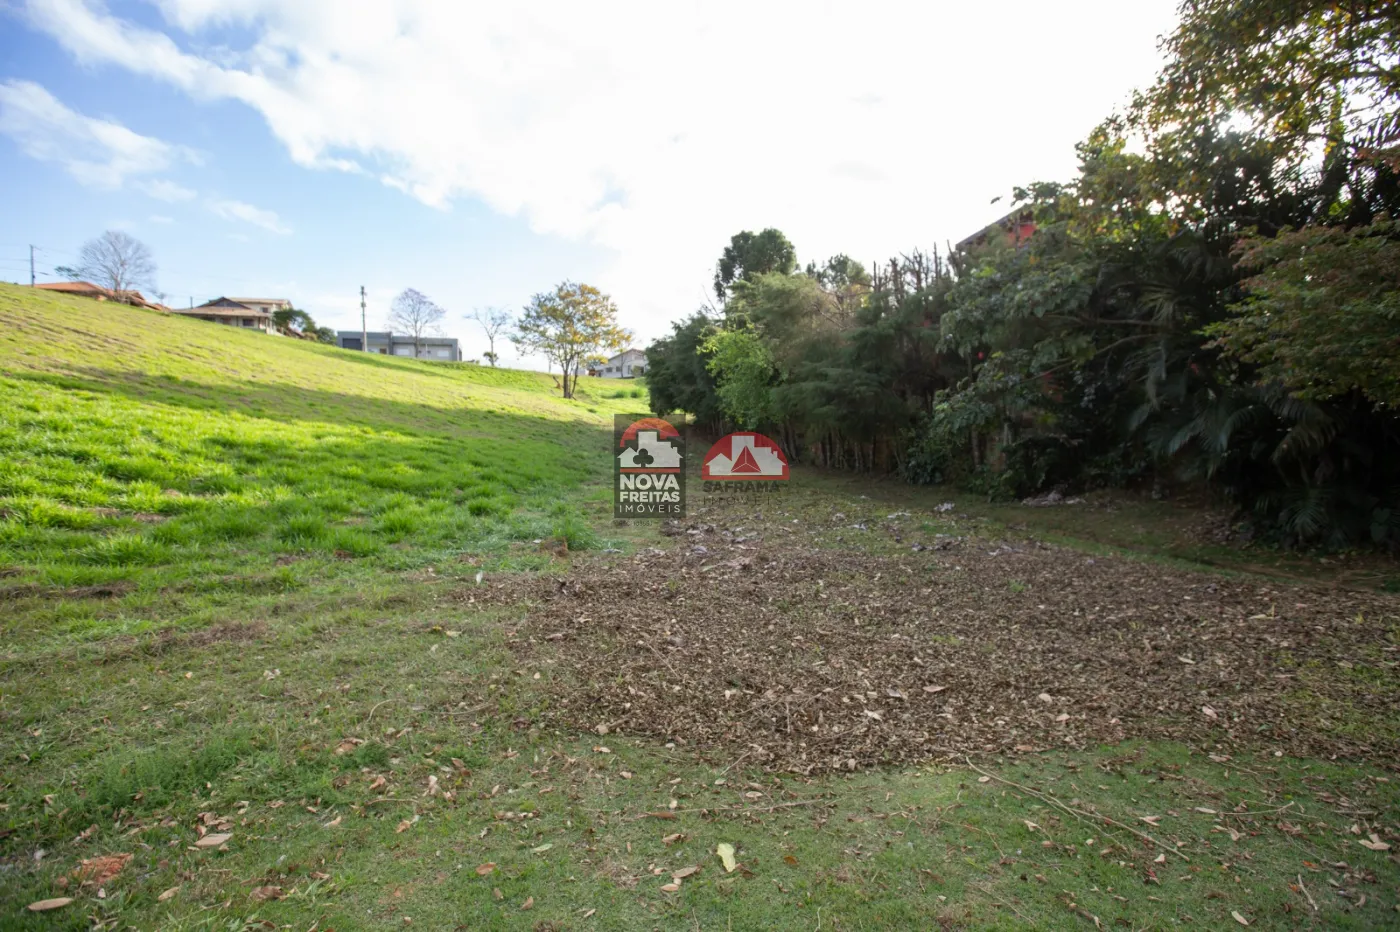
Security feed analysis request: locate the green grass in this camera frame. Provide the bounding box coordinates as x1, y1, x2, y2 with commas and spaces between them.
1, 285, 1397, 929
3, 577, 1396, 929
0, 285, 647, 657
783, 471, 1400, 592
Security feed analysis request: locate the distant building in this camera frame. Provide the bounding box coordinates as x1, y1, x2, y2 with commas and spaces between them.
34, 281, 163, 308
599, 348, 647, 378
171, 297, 276, 334
223, 297, 293, 316
956, 208, 1037, 252
336, 330, 462, 361
34, 281, 114, 301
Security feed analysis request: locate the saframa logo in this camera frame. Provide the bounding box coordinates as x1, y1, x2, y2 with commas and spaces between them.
614, 415, 686, 518
701, 432, 789, 481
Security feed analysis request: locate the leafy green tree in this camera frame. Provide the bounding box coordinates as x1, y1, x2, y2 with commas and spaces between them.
272, 307, 338, 344
646, 0, 1400, 546
725, 271, 841, 353
272, 307, 312, 332
805, 254, 871, 289
1137, 0, 1400, 224
1208, 219, 1400, 408
713, 228, 796, 301
646, 313, 723, 426
512, 282, 631, 399
1142, 0, 1400, 156
702, 326, 777, 429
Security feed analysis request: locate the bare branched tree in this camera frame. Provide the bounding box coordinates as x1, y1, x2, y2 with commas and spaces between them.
61, 231, 157, 296
386, 288, 445, 357
468, 307, 513, 366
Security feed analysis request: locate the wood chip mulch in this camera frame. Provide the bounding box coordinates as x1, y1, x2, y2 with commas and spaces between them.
469, 519, 1400, 773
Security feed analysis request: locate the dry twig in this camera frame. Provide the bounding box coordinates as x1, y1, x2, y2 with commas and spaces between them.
966, 758, 1189, 862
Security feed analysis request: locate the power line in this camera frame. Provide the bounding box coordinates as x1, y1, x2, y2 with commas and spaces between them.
10, 241, 348, 312
17, 243, 289, 291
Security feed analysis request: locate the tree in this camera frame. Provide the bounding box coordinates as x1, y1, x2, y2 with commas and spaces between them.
646, 312, 722, 427
512, 281, 631, 399
1141, 0, 1400, 157
702, 326, 778, 429
273, 307, 313, 333
273, 306, 339, 344
1208, 219, 1400, 408
805, 253, 871, 289
387, 288, 445, 357
714, 228, 797, 301
468, 307, 513, 366
1135, 0, 1400, 225
60, 231, 156, 296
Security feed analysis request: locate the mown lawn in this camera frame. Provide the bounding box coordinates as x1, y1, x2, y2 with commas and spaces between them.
0, 285, 653, 655
1, 285, 1397, 930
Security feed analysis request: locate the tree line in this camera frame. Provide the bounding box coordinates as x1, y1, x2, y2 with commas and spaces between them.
645, 0, 1400, 549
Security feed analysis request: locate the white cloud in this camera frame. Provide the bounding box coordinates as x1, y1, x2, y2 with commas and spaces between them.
21, 0, 1181, 340
138, 178, 198, 201
208, 197, 291, 234
0, 78, 195, 189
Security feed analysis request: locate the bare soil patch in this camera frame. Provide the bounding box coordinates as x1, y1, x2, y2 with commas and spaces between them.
479, 519, 1400, 773
172, 620, 270, 649
0, 580, 135, 601
85, 620, 270, 668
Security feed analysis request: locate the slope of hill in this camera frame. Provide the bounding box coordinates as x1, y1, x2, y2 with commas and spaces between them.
0, 284, 645, 629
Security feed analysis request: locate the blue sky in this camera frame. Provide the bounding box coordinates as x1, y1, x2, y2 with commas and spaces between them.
0, 0, 1180, 366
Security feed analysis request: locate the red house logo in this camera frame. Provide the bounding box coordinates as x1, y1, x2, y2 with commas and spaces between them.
702, 433, 789, 481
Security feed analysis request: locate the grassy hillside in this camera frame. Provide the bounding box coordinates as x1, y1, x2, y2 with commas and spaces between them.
0, 284, 645, 655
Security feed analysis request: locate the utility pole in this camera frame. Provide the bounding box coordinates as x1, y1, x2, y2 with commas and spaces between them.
360, 285, 368, 352
29, 245, 35, 287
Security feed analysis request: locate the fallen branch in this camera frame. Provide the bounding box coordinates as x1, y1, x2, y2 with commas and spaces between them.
716, 748, 758, 778
632, 799, 825, 818
1297, 873, 1318, 912
1225, 801, 1297, 818
363, 698, 402, 727
643, 642, 681, 681
970, 880, 1035, 926
966, 757, 1189, 862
